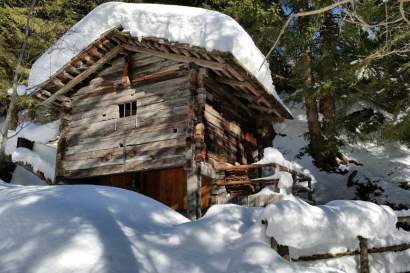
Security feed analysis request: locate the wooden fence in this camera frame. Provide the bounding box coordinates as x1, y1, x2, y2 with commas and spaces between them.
213, 162, 314, 203
262, 216, 410, 273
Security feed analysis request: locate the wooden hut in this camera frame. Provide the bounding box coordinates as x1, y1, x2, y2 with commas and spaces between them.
28, 8, 303, 218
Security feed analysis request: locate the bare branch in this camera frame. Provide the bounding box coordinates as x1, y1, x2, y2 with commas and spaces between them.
400, 0, 410, 26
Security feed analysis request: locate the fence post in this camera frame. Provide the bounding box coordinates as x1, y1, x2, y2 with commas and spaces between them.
358, 236, 369, 273
278, 244, 290, 261
261, 220, 290, 261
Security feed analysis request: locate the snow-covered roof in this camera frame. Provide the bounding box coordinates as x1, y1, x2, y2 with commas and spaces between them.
28, 2, 292, 118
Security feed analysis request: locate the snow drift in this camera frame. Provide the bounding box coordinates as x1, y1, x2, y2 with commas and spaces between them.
261, 195, 397, 250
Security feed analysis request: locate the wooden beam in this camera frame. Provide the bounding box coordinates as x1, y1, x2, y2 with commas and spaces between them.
294, 242, 410, 262
215, 77, 247, 88
40, 45, 123, 106
398, 215, 410, 223
215, 162, 312, 182
213, 178, 278, 186
122, 43, 228, 71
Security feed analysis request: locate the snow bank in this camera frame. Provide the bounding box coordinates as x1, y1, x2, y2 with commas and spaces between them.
0, 183, 344, 273
27, 2, 288, 112
228, 240, 344, 273
261, 195, 397, 250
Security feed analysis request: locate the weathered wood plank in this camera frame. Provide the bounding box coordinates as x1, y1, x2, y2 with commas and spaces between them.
67, 106, 189, 141
71, 87, 190, 113
72, 84, 190, 111
71, 76, 189, 108
63, 155, 187, 178
65, 125, 187, 155
67, 117, 189, 147
123, 43, 228, 71
63, 137, 186, 161
130, 63, 188, 85
41, 45, 123, 106
63, 145, 187, 171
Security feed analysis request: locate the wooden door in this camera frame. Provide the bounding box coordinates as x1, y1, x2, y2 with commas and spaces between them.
140, 168, 187, 210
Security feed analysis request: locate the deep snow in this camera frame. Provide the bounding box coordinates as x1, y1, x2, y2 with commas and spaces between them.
0, 183, 348, 273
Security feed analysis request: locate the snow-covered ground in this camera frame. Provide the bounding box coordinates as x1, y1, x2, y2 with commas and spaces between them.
0, 182, 408, 273
273, 104, 410, 207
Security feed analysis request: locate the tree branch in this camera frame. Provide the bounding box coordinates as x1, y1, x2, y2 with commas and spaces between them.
259, 0, 352, 70
400, 0, 410, 26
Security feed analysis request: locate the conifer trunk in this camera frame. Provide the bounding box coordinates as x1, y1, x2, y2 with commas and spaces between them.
300, 11, 341, 171
317, 11, 340, 169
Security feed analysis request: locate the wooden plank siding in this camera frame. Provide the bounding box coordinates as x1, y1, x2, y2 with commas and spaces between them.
203, 76, 259, 165
57, 52, 192, 179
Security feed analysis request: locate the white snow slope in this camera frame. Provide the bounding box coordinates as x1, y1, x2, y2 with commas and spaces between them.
273, 104, 410, 207
27, 2, 289, 114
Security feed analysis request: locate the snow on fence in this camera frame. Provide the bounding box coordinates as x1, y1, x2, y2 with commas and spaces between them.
261, 210, 410, 273
213, 161, 313, 206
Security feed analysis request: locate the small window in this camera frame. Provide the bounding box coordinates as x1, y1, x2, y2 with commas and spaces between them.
119, 101, 137, 118
17, 137, 34, 150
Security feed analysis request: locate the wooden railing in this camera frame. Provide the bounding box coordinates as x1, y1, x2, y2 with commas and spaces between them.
262, 216, 410, 273
213, 162, 314, 202
215, 162, 312, 182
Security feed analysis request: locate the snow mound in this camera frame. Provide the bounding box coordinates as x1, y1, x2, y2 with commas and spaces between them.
257, 147, 286, 165
27, 2, 287, 110
0, 184, 188, 273
0, 184, 343, 273
261, 195, 397, 250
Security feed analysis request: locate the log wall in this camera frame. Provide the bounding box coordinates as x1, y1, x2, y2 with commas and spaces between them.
57, 52, 191, 179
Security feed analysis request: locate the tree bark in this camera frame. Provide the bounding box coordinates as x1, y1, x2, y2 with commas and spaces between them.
300, 10, 342, 171
317, 11, 340, 170
300, 16, 324, 168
